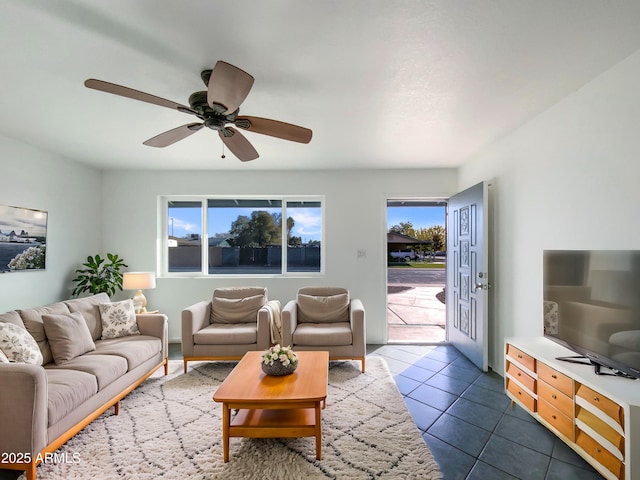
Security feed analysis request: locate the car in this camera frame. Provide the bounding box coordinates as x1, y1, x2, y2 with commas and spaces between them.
389, 249, 416, 261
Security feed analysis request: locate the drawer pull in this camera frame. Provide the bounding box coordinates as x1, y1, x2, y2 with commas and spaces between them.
552, 374, 557, 379
594, 396, 599, 402
552, 415, 557, 420
518, 391, 522, 395
517, 373, 521, 377
518, 354, 523, 359
596, 448, 602, 453
551, 394, 557, 399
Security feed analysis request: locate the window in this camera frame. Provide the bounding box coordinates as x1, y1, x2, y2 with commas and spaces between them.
164, 197, 323, 276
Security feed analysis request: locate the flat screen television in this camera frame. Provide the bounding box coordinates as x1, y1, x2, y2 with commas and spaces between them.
543, 250, 640, 379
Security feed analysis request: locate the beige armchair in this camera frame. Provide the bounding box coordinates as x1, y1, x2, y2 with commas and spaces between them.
282, 287, 366, 372
181, 287, 277, 372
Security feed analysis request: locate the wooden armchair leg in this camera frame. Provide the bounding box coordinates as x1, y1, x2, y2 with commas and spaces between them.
164, 358, 169, 375
183, 358, 188, 374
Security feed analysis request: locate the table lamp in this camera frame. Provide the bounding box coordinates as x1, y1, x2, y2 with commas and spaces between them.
122, 272, 156, 313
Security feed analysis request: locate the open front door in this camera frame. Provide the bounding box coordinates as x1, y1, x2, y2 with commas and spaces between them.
446, 181, 490, 371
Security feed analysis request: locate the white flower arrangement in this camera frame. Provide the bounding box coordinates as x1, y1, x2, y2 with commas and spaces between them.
8, 245, 46, 270
262, 344, 298, 367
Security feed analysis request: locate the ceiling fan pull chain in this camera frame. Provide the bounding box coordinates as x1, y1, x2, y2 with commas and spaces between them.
221, 143, 226, 159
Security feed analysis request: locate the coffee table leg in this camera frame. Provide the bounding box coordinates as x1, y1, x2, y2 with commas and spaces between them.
315, 402, 322, 460
222, 403, 230, 462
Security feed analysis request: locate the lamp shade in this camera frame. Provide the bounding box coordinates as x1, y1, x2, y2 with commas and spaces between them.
122, 272, 156, 290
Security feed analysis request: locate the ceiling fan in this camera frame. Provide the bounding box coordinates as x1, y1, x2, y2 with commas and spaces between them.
84, 61, 312, 162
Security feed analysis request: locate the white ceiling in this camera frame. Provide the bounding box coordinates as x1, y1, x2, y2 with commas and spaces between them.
2, 1, 640, 171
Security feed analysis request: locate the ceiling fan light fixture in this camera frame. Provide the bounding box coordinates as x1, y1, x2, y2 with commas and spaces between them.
84, 60, 312, 162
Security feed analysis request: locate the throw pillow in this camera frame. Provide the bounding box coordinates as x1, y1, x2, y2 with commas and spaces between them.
0, 321, 43, 364
42, 312, 96, 364
0, 348, 9, 363
99, 299, 140, 339
211, 294, 266, 324
297, 292, 350, 323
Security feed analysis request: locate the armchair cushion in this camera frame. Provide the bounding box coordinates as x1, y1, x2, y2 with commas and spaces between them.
194, 323, 257, 345
297, 292, 349, 323
211, 294, 266, 324
292, 322, 353, 346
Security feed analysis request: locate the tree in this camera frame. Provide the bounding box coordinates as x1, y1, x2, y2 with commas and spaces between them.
416, 225, 446, 252
250, 210, 281, 246
228, 211, 281, 247
388, 221, 415, 238
228, 215, 252, 247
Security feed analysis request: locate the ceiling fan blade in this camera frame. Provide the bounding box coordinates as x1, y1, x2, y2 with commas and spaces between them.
143, 123, 204, 148
207, 61, 254, 113
84, 79, 197, 115
235, 116, 312, 144
219, 127, 259, 162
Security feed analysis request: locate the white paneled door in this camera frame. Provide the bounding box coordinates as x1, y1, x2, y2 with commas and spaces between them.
446, 182, 490, 371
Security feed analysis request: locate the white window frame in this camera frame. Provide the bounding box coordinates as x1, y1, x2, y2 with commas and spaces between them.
159, 195, 325, 277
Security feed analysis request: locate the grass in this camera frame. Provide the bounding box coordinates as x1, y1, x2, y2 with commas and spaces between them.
388, 262, 445, 269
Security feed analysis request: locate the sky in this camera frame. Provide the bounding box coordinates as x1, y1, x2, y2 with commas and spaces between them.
0, 205, 48, 237
387, 206, 445, 232
168, 204, 444, 243
169, 206, 322, 242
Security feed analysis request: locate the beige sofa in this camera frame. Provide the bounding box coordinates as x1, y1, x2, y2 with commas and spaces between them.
0, 293, 168, 480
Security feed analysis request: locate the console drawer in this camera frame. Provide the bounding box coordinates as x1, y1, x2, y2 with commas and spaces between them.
506, 361, 536, 392
576, 384, 624, 428
538, 362, 573, 397
576, 429, 624, 479
576, 407, 624, 454
538, 380, 573, 418
506, 344, 536, 372
506, 377, 536, 412
539, 398, 574, 441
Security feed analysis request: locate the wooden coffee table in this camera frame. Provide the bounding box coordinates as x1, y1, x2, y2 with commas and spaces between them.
213, 350, 329, 462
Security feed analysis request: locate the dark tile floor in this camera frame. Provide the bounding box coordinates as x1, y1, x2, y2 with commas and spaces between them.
1, 344, 603, 480
366, 343, 604, 480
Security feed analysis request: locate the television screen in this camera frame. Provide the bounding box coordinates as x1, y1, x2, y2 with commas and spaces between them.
543, 250, 640, 379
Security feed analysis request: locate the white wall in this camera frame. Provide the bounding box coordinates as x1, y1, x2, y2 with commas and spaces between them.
0, 135, 102, 312
101, 168, 457, 342
460, 49, 640, 374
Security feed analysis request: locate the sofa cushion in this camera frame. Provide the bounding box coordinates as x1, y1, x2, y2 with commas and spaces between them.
210, 295, 265, 324
88, 335, 161, 371
42, 312, 96, 364
46, 368, 98, 426
0, 321, 43, 364
99, 299, 140, 339
297, 292, 350, 323
292, 322, 353, 346
65, 293, 110, 341
0, 349, 8, 363
194, 323, 257, 345
46, 354, 128, 390
18, 302, 71, 365
0, 310, 26, 329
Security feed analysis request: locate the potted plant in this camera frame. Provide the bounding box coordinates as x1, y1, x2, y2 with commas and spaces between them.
261, 344, 298, 376
71, 253, 128, 297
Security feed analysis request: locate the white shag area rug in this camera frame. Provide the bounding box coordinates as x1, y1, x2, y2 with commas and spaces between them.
24, 358, 441, 480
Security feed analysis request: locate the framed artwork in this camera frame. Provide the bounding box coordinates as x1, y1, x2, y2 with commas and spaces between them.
0, 204, 48, 272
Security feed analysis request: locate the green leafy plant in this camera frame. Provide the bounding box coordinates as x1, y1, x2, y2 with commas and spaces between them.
71, 253, 128, 297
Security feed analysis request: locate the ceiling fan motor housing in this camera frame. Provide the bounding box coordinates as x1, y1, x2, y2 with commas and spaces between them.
188, 91, 232, 130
